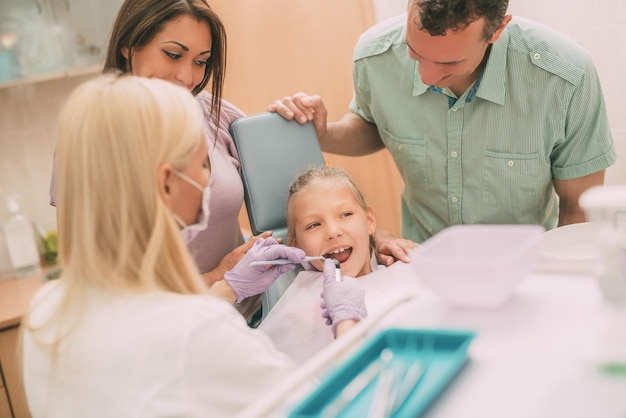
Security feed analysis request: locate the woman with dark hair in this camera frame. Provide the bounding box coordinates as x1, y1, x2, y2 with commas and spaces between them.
50, 0, 267, 320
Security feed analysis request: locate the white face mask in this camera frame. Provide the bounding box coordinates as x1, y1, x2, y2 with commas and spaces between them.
170, 170, 211, 243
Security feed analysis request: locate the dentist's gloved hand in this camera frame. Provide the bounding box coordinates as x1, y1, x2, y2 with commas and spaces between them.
224, 237, 305, 303
320, 258, 367, 336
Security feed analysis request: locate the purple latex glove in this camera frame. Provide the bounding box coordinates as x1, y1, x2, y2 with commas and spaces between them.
224, 237, 305, 303
320, 258, 367, 336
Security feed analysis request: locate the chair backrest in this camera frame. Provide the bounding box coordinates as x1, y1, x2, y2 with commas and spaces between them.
230, 112, 326, 320
230, 112, 326, 240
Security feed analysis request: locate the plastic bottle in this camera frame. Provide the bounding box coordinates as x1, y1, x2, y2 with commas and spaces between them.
0, 228, 15, 279
579, 186, 626, 373
2, 197, 41, 277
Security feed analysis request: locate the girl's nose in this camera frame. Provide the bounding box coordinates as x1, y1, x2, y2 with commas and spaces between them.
326, 223, 344, 239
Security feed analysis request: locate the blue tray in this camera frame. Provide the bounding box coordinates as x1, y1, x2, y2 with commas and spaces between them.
289, 328, 475, 418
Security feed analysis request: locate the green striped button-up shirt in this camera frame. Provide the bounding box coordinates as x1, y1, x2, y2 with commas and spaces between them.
350, 15, 616, 243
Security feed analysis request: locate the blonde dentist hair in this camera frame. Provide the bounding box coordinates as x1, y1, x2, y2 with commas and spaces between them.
55, 73, 207, 295
24, 73, 209, 360
21, 73, 212, 415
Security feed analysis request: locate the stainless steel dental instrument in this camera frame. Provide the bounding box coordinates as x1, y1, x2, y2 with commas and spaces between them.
334, 259, 342, 282
250, 256, 325, 266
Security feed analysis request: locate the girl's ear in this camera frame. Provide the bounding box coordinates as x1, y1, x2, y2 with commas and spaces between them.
366, 205, 377, 235
121, 46, 130, 60
157, 163, 175, 209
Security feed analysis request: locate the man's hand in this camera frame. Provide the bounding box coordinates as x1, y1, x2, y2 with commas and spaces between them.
267, 92, 328, 139
375, 228, 419, 266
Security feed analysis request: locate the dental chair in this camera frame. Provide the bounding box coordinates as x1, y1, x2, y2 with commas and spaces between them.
229, 112, 325, 321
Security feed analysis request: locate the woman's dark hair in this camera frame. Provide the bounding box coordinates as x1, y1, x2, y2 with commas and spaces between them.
414, 0, 509, 40
103, 0, 226, 122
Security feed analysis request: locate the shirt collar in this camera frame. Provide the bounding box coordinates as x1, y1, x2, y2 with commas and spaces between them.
476, 26, 509, 105
413, 60, 429, 96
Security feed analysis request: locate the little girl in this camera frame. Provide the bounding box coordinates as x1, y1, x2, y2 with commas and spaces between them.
259, 167, 419, 364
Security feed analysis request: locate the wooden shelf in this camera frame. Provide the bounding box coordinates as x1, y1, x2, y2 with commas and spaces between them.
0, 66, 100, 91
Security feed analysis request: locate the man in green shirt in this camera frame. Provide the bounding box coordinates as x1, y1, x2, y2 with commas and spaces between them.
269, 0, 616, 251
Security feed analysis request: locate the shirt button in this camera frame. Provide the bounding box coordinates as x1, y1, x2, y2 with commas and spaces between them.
451, 196, 458, 203
508, 160, 515, 167
451, 151, 458, 158
398, 144, 404, 151
452, 108, 458, 112
533, 52, 541, 60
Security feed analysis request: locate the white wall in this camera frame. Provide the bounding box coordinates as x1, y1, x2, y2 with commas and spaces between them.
0, 74, 95, 233
373, 0, 406, 21
373, 0, 625, 185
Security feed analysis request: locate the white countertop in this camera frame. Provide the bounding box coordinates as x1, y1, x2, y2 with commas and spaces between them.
378, 270, 625, 418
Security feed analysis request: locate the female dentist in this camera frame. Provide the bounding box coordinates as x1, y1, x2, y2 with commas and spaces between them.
21, 74, 366, 417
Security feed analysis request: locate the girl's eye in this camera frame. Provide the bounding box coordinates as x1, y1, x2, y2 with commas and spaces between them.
164, 50, 181, 60
305, 222, 320, 231
194, 59, 208, 66
341, 212, 353, 219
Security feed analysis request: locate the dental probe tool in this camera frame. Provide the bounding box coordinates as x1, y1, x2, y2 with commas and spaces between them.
334, 259, 342, 282
250, 256, 325, 266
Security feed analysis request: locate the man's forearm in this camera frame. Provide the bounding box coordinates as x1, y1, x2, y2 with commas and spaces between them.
320, 112, 384, 156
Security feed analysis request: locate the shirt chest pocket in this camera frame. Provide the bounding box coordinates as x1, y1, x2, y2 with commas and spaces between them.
382, 129, 429, 192
482, 150, 542, 216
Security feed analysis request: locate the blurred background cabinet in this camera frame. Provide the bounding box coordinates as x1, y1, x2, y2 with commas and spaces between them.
0, 367, 12, 418
0, 0, 123, 87
0, 326, 30, 418
0, 272, 45, 418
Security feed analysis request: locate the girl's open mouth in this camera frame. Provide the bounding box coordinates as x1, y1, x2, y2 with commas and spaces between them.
324, 247, 352, 264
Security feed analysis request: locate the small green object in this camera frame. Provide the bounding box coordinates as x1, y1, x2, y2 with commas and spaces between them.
42, 231, 58, 265
598, 362, 626, 376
